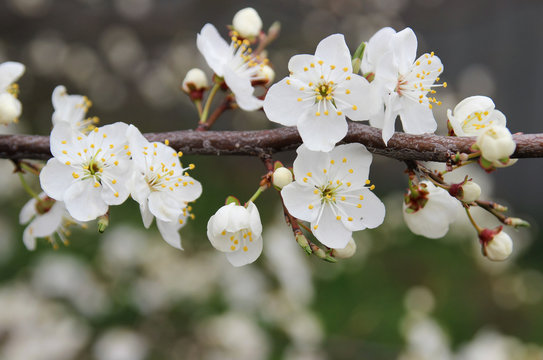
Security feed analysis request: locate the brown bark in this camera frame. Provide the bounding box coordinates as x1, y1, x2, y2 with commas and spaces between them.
1, 123, 542, 162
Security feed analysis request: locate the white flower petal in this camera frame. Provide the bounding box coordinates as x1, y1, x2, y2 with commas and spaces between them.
281, 182, 321, 222
314, 34, 352, 73
399, 97, 437, 135
196, 23, 231, 76
26, 201, 64, 237
335, 74, 377, 120
328, 143, 372, 184
312, 204, 352, 248
362, 27, 396, 74
246, 201, 262, 237
263, 78, 311, 126
297, 109, 347, 152
225, 235, 263, 267
288, 54, 320, 83
340, 188, 385, 230
19, 197, 38, 224
148, 191, 183, 222
64, 178, 108, 221
292, 144, 329, 185
22, 227, 37, 251
39, 158, 76, 200
156, 219, 183, 250
140, 202, 154, 229
223, 66, 263, 111
391, 27, 417, 74
0, 61, 25, 90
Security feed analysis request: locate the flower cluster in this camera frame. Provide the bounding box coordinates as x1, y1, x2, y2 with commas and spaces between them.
32, 86, 203, 250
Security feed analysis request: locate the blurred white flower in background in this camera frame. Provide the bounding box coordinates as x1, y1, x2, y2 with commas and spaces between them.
93, 328, 149, 360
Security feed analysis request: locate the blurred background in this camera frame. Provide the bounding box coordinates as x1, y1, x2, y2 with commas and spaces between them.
1, 0, 543, 359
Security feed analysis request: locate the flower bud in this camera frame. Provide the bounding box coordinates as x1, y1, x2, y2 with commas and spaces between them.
492, 158, 517, 168
232, 7, 262, 38
475, 126, 516, 163
272, 167, 293, 189
484, 231, 513, 261
258, 65, 275, 85
182, 68, 208, 93
331, 238, 357, 259
459, 181, 481, 203
0, 93, 21, 125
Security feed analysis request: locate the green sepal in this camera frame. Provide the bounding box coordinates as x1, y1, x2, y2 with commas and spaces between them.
273, 160, 285, 170
225, 195, 241, 206
478, 156, 495, 172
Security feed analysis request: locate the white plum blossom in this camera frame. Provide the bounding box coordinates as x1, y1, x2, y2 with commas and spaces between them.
447, 96, 506, 136
0, 61, 25, 125
127, 125, 202, 249
281, 143, 385, 249
52, 85, 96, 133
19, 193, 72, 250
458, 181, 481, 203
475, 125, 516, 163
362, 27, 445, 144
403, 181, 461, 239
232, 7, 262, 38
207, 201, 263, 267
39, 122, 132, 221
196, 23, 266, 111
330, 238, 357, 258
264, 34, 377, 152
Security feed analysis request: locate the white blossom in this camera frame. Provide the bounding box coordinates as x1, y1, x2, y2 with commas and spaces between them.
19, 193, 69, 250
52, 85, 95, 133
127, 125, 202, 249
39, 122, 132, 221
281, 143, 385, 248
403, 181, 461, 239
0, 61, 25, 125
264, 34, 376, 152
232, 7, 262, 38
206, 201, 263, 267
331, 238, 357, 259
362, 28, 445, 144
475, 125, 516, 163
196, 23, 266, 111
459, 181, 481, 203
447, 96, 506, 136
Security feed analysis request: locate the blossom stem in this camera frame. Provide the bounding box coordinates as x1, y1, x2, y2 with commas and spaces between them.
464, 205, 483, 233
18, 173, 40, 201
247, 184, 267, 204
194, 99, 203, 118
200, 83, 221, 124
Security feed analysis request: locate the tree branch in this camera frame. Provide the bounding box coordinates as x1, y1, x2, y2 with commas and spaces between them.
1, 123, 542, 161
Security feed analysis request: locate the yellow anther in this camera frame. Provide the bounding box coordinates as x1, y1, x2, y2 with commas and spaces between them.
348, 169, 353, 174
324, 111, 329, 115
303, 67, 308, 71
310, 63, 315, 68
365, 179, 371, 184
343, 67, 348, 72
336, 215, 341, 220
65, 161, 71, 165
303, 177, 308, 182
308, 204, 314, 209
315, 112, 321, 116
346, 182, 351, 187
307, 172, 312, 177
428, 60, 432, 65
316, 95, 323, 101
359, 195, 364, 200
346, 76, 351, 80
62, 150, 67, 154
114, 161, 119, 166
337, 111, 342, 116
357, 203, 362, 208
443, 82, 447, 88
318, 60, 323, 65
330, 65, 336, 70
342, 157, 347, 163
286, 79, 291, 85
243, 246, 248, 252
189, 163, 195, 170
348, 217, 353, 221
313, 225, 318, 230
178, 151, 183, 157
126, 151, 132, 156
297, 98, 302, 102
429, 104, 433, 109
323, 169, 327, 174
72, 172, 79, 179
61, 140, 67, 144
93, 128, 99, 133
94, 182, 100, 188
352, 105, 357, 110
230, 245, 236, 251
314, 189, 319, 194
165, 139, 170, 146
112, 179, 117, 184
370, 184, 375, 190
416, 61, 421, 66
330, 160, 335, 164
345, 89, 351, 94
124, 145, 129, 150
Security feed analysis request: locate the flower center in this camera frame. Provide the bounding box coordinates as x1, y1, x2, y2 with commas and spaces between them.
462, 111, 492, 131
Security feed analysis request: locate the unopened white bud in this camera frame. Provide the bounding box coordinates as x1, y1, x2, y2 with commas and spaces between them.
331, 238, 357, 259
485, 231, 513, 261
272, 167, 293, 189
476, 126, 516, 162
258, 65, 275, 84
0, 93, 21, 125
182, 68, 208, 93
460, 181, 481, 203
232, 7, 262, 38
